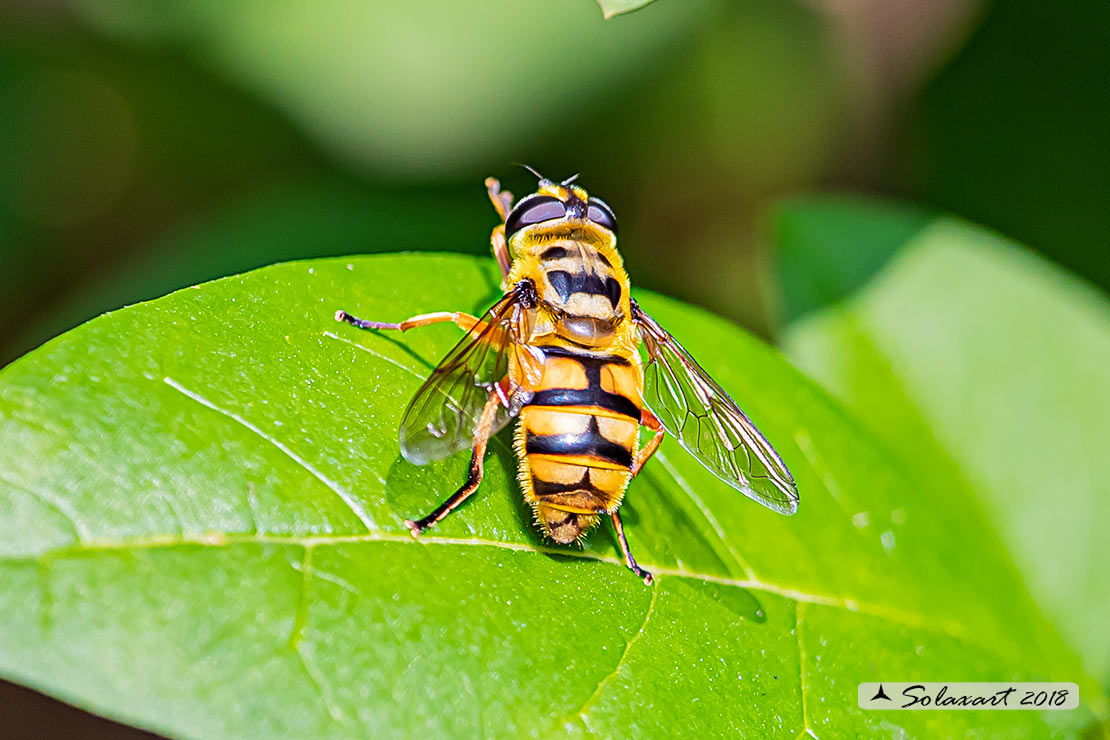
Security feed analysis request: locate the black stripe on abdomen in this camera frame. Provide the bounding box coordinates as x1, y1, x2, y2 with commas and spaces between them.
532, 470, 592, 497
526, 434, 632, 468
528, 387, 640, 420
525, 416, 633, 468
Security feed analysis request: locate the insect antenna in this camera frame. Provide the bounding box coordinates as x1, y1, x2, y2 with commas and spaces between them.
562, 173, 580, 186
514, 162, 551, 187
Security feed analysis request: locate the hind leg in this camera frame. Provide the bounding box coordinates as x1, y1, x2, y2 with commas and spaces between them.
608, 409, 664, 584
611, 510, 653, 585
404, 389, 501, 535
405, 439, 488, 535
631, 408, 665, 477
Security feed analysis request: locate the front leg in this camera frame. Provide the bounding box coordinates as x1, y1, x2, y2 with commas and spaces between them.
485, 177, 514, 221
335, 309, 484, 334
485, 177, 513, 281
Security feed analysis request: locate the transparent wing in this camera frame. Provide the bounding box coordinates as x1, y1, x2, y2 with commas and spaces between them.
633, 301, 799, 515
399, 292, 531, 466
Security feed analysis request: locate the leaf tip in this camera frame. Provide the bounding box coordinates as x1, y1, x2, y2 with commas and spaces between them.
597, 0, 652, 19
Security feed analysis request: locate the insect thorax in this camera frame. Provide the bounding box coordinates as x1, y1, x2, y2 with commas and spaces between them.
512, 235, 632, 348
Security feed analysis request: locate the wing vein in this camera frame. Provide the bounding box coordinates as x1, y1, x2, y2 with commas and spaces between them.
631, 302, 798, 514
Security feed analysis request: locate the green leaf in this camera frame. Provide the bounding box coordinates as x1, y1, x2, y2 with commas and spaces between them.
597, 0, 655, 18
779, 201, 1110, 691
0, 253, 1103, 737
773, 194, 934, 325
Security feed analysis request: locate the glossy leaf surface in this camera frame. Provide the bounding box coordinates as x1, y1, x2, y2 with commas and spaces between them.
780, 201, 1110, 692
0, 253, 1101, 737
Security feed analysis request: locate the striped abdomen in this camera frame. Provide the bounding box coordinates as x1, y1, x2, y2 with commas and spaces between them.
515, 347, 643, 544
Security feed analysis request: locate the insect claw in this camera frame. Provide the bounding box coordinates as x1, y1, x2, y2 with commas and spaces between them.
359, 175, 798, 588
334, 310, 402, 331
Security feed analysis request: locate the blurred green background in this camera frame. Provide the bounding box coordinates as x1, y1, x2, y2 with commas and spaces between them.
1, 1, 1108, 735
2, 0, 1107, 367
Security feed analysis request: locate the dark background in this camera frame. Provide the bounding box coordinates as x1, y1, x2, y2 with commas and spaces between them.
1, 0, 1107, 734
2, 0, 1107, 366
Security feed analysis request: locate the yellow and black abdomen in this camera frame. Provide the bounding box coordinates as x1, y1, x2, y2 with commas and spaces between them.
514, 347, 643, 544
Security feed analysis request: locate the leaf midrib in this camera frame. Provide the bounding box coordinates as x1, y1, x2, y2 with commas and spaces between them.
0, 302, 1024, 654
0, 528, 990, 642
4, 525, 1055, 733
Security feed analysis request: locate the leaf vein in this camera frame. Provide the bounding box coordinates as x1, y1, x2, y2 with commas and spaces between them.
795, 601, 817, 740
0, 472, 89, 542
161, 376, 377, 531
296, 641, 345, 724
7, 529, 973, 642
567, 578, 660, 728
288, 545, 347, 725
290, 545, 313, 648
655, 450, 754, 578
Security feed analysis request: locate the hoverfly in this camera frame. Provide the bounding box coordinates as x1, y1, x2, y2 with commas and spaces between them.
336, 174, 798, 583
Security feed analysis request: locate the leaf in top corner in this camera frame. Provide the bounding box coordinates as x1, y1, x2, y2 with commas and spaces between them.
597, 0, 657, 19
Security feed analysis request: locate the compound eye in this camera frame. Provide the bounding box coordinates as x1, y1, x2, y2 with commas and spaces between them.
587, 197, 618, 235
505, 196, 566, 240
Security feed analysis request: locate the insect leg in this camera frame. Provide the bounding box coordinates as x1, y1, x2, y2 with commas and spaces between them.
611, 511, 653, 585
485, 179, 514, 280
404, 438, 488, 536
335, 310, 485, 334
404, 390, 500, 536
490, 224, 511, 280
485, 177, 514, 221
607, 409, 662, 584
631, 408, 665, 478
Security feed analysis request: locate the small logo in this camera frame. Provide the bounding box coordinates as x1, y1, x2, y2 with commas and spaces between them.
859, 683, 1079, 711
870, 684, 892, 702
